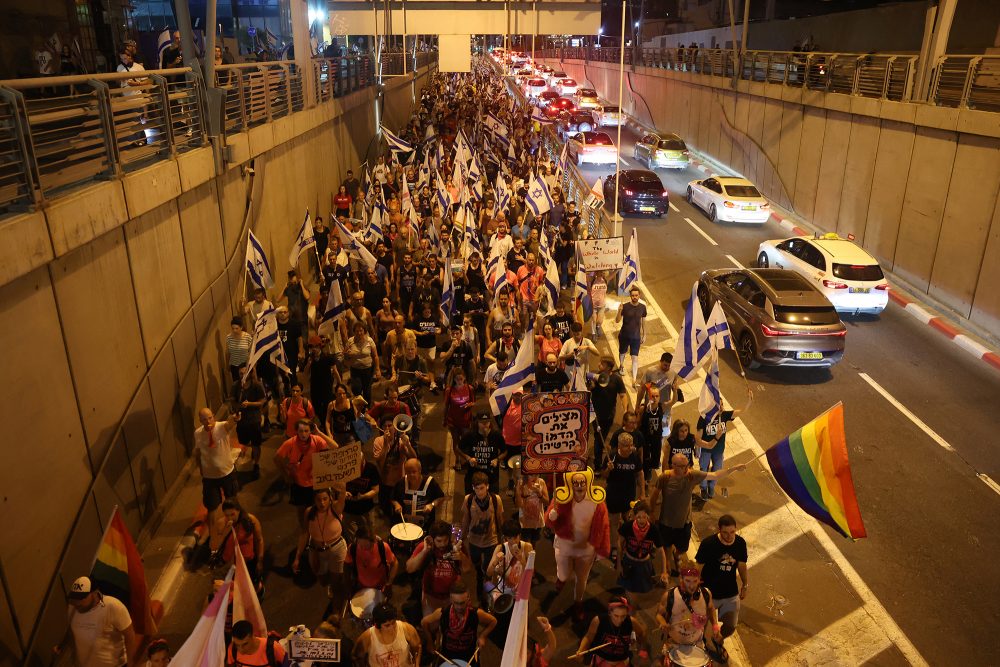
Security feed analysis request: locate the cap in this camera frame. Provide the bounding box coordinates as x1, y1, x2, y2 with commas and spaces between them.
475, 411, 492, 421
308, 335, 323, 347
69, 577, 91, 599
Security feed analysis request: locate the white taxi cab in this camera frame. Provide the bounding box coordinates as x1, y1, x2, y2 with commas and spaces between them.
756, 233, 890, 315
686, 176, 770, 224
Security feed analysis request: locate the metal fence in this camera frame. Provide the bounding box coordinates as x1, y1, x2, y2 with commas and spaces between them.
0, 52, 436, 214
537, 46, 1000, 111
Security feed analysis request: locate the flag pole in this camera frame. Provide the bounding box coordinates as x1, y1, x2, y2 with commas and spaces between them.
241, 230, 251, 299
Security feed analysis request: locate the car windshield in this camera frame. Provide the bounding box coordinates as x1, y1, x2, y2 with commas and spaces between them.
773, 306, 841, 326
583, 132, 612, 145
657, 139, 687, 150
602, 106, 620, 113
832, 263, 884, 281
529, 79, 545, 86
624, 172, 662, 184
579, 89, 596, 97
723, 184, 761, 198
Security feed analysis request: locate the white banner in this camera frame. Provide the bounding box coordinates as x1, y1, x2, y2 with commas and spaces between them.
577, 237, 624, 272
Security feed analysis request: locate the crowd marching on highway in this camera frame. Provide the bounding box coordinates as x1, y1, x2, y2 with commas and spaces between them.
61, 56, 752, 667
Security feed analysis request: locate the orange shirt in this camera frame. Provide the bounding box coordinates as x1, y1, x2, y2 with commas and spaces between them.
276, 435, 329, 487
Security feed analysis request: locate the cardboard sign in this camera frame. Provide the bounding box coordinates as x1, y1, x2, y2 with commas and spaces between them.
312, 443, 363, 487
288, 638, 341, 661
577, 237, 624, 272
521, 391, 589, 474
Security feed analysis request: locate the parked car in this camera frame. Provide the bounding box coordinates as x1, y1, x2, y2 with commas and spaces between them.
556, 110, 596, 138
697, 268, 847, 368
595, 105, 623, 127
634, 132, 689, 169
602, 169, 669, 217
756, 233, 889, 315
567, 131, 617, 165
574, 88, 601, 109
524, 78, 548, 97
686, 176, 770, 224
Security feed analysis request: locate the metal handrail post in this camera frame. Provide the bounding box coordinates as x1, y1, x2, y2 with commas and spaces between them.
0, 85, 43, 209
260, 65, 273, 121
149, 74, 176, 157
883, 56, 896, 99
87, 79, 122, 178
852, 56, 863, 95
959, 56, 981, 108
236, 69, 248, 130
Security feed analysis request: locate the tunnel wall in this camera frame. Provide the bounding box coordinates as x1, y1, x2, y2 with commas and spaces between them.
539, 58, 1000, 338
0, 64, 433, 667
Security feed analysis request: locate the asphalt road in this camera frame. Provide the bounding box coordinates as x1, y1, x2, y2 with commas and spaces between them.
576, 122, 1000, 665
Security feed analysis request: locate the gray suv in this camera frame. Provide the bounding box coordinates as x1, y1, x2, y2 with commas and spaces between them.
697, 268, 847, 369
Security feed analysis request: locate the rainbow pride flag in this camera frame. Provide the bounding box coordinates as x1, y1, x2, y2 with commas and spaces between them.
765, 403, 867, 540
90, 507, 157, 634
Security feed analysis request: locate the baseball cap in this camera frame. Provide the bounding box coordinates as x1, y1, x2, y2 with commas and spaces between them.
69, 576, 92, 599
475, 410, 492, 421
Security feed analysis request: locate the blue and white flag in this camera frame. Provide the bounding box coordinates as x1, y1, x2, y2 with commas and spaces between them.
400, 177, 419, 235
156, 30, 172, 68
706, 301, 733, 352
539, 229, 560, 317
288, 210, 316, 267
366, 202, 384, 245
468, 154, 482, 184
333, 216, 378, 270
489, 319, 536, 415
318, 278, 347, 337
435, 141, 445, 173
245, 229, 274, 290
484, 112, 510, 146
381, 125, 412, 156
670, 282, 711, 381
621, 228, 641, 294
244, 306, 281, 378
495, 173, 512, 214
435, 172, 453, 213
525, 175, 554, 216
507, 141, 517, 164
530, 107, 554, 125
440, 260, 455, 325
699, 351, 723, 424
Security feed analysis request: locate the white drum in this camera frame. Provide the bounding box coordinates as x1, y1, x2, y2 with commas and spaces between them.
349, 587, 383, 626
667, 644, 712, 667
389, 522, 424, 560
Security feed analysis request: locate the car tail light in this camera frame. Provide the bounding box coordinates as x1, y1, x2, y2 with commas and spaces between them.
875, 283, 890, 291
823, 279, 848, 289
761, 323, 794, 337
624, 189, 634, 195
662, 190, 669, 197
723, 201, 736, 208
760, 202, 770, 209
683, 151, 690, 156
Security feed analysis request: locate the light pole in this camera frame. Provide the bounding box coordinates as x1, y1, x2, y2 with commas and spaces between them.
612, 0, 626, 237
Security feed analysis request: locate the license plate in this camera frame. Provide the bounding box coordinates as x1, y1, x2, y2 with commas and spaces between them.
849, 287, 871, 294
741, 205, 756, 211
796, 352, 823, 360
639, 206, 656, 212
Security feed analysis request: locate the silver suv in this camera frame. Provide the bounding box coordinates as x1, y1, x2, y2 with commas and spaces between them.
697, 268, 846, 368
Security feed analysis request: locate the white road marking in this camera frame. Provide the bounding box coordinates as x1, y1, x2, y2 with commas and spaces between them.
953, 333, 990, 358
764, 608, 893, 667
740, 507, 804, 565
669, 202, 679, 212
684, 217, 718, 246
725, 254, 745, 269
977, 473, 1000, 497
857, 372, 955, 452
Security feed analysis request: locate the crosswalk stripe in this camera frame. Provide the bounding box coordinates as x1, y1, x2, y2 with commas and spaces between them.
763, 608, 893, 666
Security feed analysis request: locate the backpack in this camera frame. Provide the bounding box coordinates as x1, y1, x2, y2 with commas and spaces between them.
662, 585, 710, 624
228, 633, 282, 667
349, 537, 389, 574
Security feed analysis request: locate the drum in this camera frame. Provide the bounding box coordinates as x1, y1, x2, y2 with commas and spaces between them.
348, 588, 383, 628
389, 522, 424, 560
667, 645, 713, 667
398, 384, 420, 416
506, 454, 521, 470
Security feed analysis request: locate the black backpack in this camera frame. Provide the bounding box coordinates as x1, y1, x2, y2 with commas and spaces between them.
465, 492, 501, 533
349, 537, 389, 573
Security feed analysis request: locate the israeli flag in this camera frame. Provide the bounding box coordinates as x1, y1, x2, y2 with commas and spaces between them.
380, 125, 413, 156
530, 107, 553, 125
621, 228, 641, 294
706, 301, 734, 352
333, 216, 378, 270
485, 112, 510, 146
699, 351, 723, 424
245, 229, 274, 290
243, 306, 281, 378
440, 260, 455, 325
670, 282, 711, 381
539, 228, 560, 317
288, 210, 316, 267
489, 319, 536, 415
495, 173, 512, 214
507, 141, 516, 164
367, 202, 384, 245
318, 278, 347, 337
468, 154, 482, 183
524, 175, 554, 216
435, 172, 453, 213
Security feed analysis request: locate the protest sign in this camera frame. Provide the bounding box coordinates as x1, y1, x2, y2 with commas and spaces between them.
521, 391, 589, 474
312, 443, 363, 487
577, 237, 624, 272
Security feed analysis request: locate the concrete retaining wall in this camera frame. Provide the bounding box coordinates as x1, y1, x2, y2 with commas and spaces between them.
539, 58, 1000, 337
0, 64, 432, 666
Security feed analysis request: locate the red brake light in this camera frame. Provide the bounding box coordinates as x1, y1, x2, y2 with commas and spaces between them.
682, 150, 690, 156
662, 190, 669, 197
723, 201, 736, 208
624, 188, 634, 195
823, 279, 848, 289
875, 283, 889, 291
761, 323, 794, 337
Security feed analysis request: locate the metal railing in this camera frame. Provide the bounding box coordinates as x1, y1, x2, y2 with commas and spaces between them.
534, 45, 1000, 110
0, 52, 437, 214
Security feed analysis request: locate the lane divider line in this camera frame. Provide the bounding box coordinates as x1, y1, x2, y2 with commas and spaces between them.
725, 254, 745, 269
857, 373, 955, 452
684, 217, 718, 246
669, 202, 679, 213
978, 473, 1000, 497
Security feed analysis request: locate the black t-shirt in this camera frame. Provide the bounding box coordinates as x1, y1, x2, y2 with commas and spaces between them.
440, 340, 475, 374
549, 314, 574, 342
363, 281, 387, 316
460, 294, 488, 331
591, 373, 625, 423
392, 476, 445, 518
536, 364, 569, 393
345, 462, 381, 515
308, 353, 337, 401
667, 434, 697, 467
414, 316, 439, 348
618, 519, 664, 560
277, 320, 302, 361
233, 380, 266, 418
609, 428, 646, 466
606, 450, 642, 499
399, 266, 418, 295
697, 410, 736, 451
640, 405, 663, 448
459, 429, 505, 472
619, 302, 647, 339
696, 533, 748, 599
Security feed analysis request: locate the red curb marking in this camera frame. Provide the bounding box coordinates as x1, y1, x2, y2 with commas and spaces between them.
888, 290, 910, 307
929, 317, 960, 339
792, 226, 808, 236
983, 352, 1000, 371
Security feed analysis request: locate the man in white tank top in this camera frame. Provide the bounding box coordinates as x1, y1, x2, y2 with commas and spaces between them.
353, 603, 422, 666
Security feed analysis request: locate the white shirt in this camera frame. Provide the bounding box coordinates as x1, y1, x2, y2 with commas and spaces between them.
69, 594, 132, 667
560, 336, 597, 379
195, 422, 235, 479
115, 61, 145, 96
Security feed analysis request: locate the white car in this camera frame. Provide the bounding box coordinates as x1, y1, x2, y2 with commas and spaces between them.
546, 70, 568, 84
574, 88, 600, 109
595, 105, 623, 126
686, 176, 770, 224
555, 78, 579, 96
566, 131, 617, 165
756, 233, 890, 315
524, 78, 548, 97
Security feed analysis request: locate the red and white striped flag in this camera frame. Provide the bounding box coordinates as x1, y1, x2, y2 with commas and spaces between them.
231, 529, 267, 636
499, 551, 536, 667
171, 569, 232, 667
